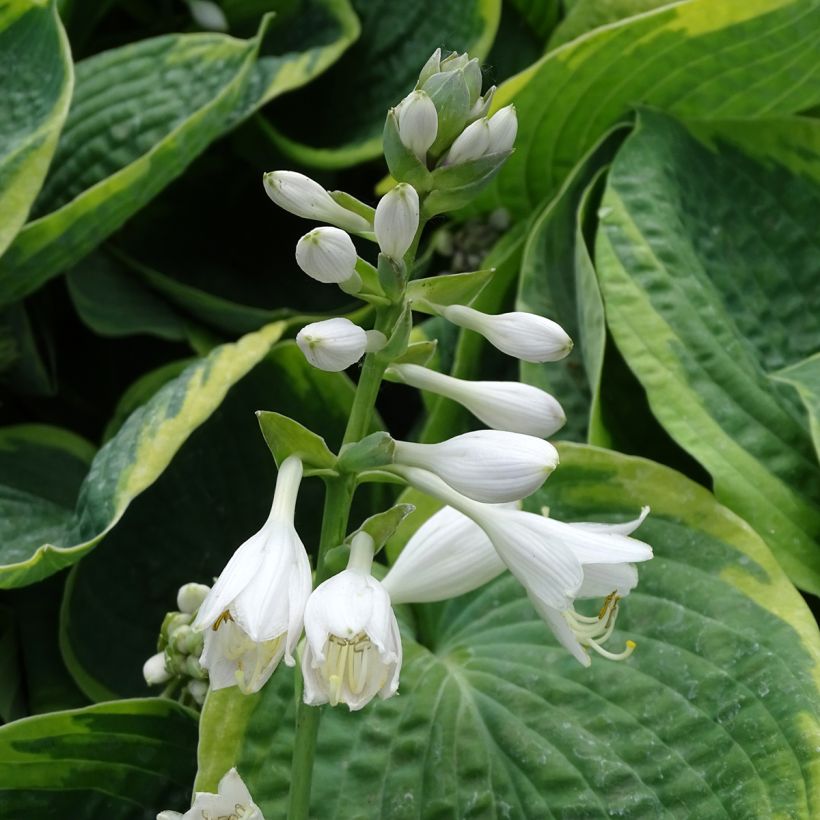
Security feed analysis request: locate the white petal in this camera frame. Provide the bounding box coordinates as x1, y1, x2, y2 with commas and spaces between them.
578, 563, 639, 598
142, 652, 170, 686
393, 430, 558, 503
217, 768, 254, 805
285, 539, 313, 665
540, 516, 654, 565
382, 505, 506, 604
570, 506, 650, 536
528, 595, 590, 667
297, 318, 368, 371
200, 627, 239, 690
397, 90, 438, 158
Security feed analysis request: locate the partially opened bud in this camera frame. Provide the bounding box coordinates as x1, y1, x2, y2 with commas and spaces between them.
374, 183, 419, 259
389, 363, 565, 437
441, 304, 573, 363
393, 430, 559, 503
396, 90, 438, 160
295, 227, 360, 286
487, 104, 518, 153
263, 171, 370, 232
444, 117, 490, 164
297, 318, 368, 372
143, 652, 171, 686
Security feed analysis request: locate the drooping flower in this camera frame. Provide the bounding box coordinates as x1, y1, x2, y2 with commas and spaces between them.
302, 532, 401, 711
157, 767, 264, 820
395, 467, 652, 665
374, 183, 419, 260
194, 456, 311, 694
440, 304, 573, 363
396, 90, 438, 159
392, 429, 559, 503
388, 363, 566, 437
296, 318, 385, 372
263, 170, 370, 232
295, 226, 360, 289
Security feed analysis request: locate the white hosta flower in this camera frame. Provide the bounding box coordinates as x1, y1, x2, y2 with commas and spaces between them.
194, 457, 311, 694
396, 90, 438, 159
397, 467, 652, 664
157, 767, 264, 820
440, 304, 572, 363
302, 533, 401, 711
176, 582, 210, 615
444, 117, 490, 164
392, 430, 559, 503
295, 226, 360, 288
143, 652, 171, 686
374, 183, 419, 260
389, 363, 565, 437
487, 104, 518, 153
263, 170, 370, 232
296, 318, 384, 372
382, 504, 508, 604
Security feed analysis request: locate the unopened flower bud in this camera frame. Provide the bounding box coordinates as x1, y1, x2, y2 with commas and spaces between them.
441, 304, 573, 363
417, 47, 442, 86
263, 171, 370, 232
393, 430, 559, 503
444, 118, 490, 165
374, 183, 419, 259
143, 652, 171, 686
487, 104, 518, 153
462, 58, 483, 105
187, 679, 209, 705
396, 90, 438, 159
177, 582, 210, 614
184, 654, 206, 680
187, 0, 228, 31
440, 51, 469, 72
297, 318, 368, 372
295, 227, 360, 287
470, 85, 495, 119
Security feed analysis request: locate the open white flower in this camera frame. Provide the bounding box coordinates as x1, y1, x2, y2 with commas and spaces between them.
194, 456, 311, 694
396, 90, 438, 159
157, 767, 264, 820
263, 170, 370, 232
389, 363, 565, 437
395, 467, 652, 664
302, 533, 401, 711
392, 429, 559, 503
297, 318, 385, 372
295, 226, 360, 288
440, 304, 572, 363
374, 183, 419, 260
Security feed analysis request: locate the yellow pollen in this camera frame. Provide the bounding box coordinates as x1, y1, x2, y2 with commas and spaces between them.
212, 610, 233, 631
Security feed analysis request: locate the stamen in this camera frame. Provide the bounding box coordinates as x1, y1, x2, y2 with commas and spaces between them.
563, 591, 635, 662
212, 610, 233, 631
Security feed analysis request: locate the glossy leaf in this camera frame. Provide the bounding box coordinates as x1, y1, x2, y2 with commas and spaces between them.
196, 443, 820, 818
595, 110, 820, 593
257, 410, 337, 470
771, 353, 820, 461
407, 269, 494, 311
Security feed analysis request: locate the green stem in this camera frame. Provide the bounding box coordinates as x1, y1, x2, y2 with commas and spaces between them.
344, 352, 387, 445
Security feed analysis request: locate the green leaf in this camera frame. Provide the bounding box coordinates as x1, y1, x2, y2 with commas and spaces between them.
486, 0, 820, 218
347, 503, 415, 550
0, 0, 359, 306
0, 0, 72, 259
196, 443, 820, 818
595, 110, 820, 593
408, 268, 494, 311
517, 126, 626, 441
771, 353, 820, 461
59, 342, 375, 699
0, 322, 285, 589
257, 410, 337, 470
0, 606, 24, 722
0, 698, 197, 816
261, 0, 501, 168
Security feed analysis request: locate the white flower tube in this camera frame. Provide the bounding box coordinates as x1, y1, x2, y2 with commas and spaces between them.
194, 457, 311, 694
302, 533, 401, 711
295, 226, 360, 287
392, 430, 559, 503
157, 767, 264, 820
389, 363, 566, 437
440, 304, 573, 363
444, 117, 490, 164
396, 90, 438, 159
374, 183, 419, 259
263, 170, 370, 232
486, 104, 518, 153
296, 318, 383, 372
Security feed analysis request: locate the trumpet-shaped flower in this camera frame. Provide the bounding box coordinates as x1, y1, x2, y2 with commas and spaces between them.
263, 170, 370, 233
157, 767, 264, 820
194, 457, 311, 694
486, 104, 518, 154
395, 467, 652, 664
392, 430, 559, 503
388, 363, 565, 437
297, 318, 384, 372
396, 90, 438, 159
440, 304, 573, 363
295, 226, 360, 287
302, 533, 401, 711
374, 183, 419, 260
